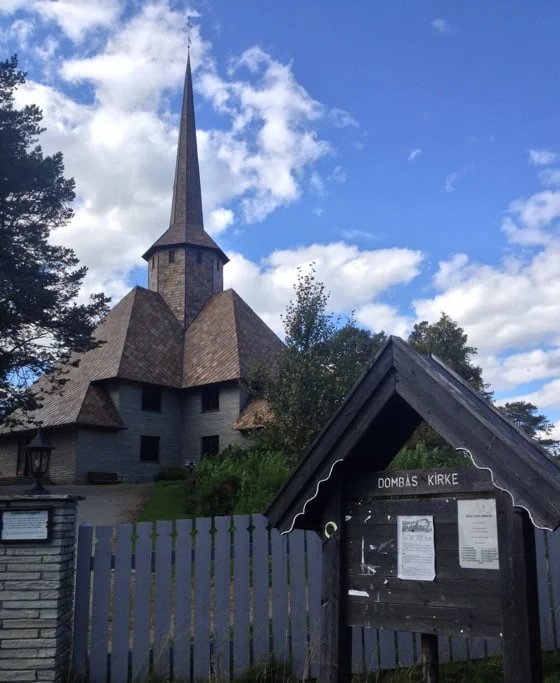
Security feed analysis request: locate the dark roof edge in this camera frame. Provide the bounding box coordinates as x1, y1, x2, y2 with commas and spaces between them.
141, 238, 229, 263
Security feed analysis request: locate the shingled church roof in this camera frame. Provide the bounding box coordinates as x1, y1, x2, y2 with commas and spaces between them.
184, 289, 284, 387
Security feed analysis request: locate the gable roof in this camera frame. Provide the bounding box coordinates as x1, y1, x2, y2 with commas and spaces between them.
1, 287, 184, 432
183, 289, 284, 387
265, 336, 560, 533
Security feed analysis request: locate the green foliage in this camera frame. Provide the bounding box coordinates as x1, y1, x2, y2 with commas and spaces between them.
0, 55, 110, 423
408, 313, 486, 393
499, 400, 559, 451
184, 446, 292, 517
390, 442, 471, 471
249, 265, 386, 461
154, 464, 187, 481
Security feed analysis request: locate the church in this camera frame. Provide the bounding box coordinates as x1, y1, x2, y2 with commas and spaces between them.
0, 55, 284, 484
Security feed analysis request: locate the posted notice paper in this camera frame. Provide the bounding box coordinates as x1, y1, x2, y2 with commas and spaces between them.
397, 515, 435, 581
457, 498, 499, 569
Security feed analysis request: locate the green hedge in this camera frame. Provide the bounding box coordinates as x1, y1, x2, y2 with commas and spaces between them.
184, 446, 292, 517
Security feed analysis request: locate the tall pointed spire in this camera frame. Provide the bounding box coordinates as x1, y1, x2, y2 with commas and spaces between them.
169, 54, 204, 230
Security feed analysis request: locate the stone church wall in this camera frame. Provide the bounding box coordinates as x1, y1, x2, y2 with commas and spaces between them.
76, 381, 183, 482
182, 383, 247, 461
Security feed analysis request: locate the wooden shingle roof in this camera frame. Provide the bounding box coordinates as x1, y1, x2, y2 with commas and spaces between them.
183, 289, 284, 387
266, 336, 560, 533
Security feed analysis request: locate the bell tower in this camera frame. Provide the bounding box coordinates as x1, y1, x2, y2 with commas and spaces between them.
142, 54, 229, 328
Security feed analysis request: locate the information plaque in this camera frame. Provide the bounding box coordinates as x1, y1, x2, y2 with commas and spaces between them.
0, 509, 51, 542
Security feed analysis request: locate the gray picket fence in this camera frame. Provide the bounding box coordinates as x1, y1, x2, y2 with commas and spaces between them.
72, 515, 560, 682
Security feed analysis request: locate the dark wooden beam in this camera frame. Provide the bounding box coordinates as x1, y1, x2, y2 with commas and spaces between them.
497, 493, 543, 683
320, 489, 352, 683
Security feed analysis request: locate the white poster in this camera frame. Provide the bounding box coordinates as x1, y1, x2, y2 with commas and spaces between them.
457, 499, 499, 569
397, 515, 435, 581
1, 510, 49, 541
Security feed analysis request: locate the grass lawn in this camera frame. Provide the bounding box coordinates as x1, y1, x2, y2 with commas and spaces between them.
135, 480, 187, 523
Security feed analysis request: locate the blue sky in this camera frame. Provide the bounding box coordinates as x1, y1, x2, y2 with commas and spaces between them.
2, 0, 560, 433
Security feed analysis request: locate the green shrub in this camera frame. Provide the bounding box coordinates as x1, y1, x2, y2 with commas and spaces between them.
154, 464, 187, 481
184, 446, 292, 517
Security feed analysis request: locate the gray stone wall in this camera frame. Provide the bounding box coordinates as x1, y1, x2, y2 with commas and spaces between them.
0, 428, 76, 484
0, 437, 18, 478
184, 249, 223, 328
182, 383, 247, 460
76, 381, 183, 482
0, 496, 79, 682
155, 248, 187, 324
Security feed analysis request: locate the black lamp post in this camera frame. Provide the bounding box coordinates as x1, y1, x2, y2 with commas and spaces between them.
24, 428, 54, 495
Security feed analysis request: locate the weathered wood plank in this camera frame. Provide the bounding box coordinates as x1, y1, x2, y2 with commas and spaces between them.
72, 524, 94, 677
346, 467, 493, 499
251, 515, 270, 666
438, 635, 451, 664
497, 495, 543, 683
547, 530, 560, 649
469, 637, 485, 660
288, 530, 308, 679
397, 631, 415, 667
346, 577, 501, 611
132, 522, 153, 681
306, 529, 322, 679
233, 515, 251, 678
535, 528, 555, 650
319, 490, 352, 682
351, 627, 364, 673
347, 600, 502, 638
213, 516, 231, 680
193, 517, 212, 681
378, 630, 396, 670
111, 523, 132, 683
363, 628, 378, 672
346, 495, 495, 522
450, 636, 467, 662
271, 527, 290, 662
153, 520, 173, 679
89, 525, 112, 683
173, 519, 193, 681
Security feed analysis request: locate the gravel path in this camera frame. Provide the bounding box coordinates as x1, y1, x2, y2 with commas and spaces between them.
0, 483, 152, 526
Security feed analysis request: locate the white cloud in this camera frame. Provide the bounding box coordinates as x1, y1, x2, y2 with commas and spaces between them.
408, 148, 422, 162
329, 108, 359, 128
481, 347, 560, 392
328, 166, 347, 184
356, 303, 412, 337
432, 18, 455, 34
312, 207, 324, 217
225, 243, 423, 335
444, 171, 460, 192
510, 379, 560, 411
414, 241, 560, 356
502, 190, 560, 246
539, 169, 560, 188
528, 148, 558, 166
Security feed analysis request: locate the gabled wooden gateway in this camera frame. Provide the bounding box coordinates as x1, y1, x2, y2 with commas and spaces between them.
265, 336, 560, 683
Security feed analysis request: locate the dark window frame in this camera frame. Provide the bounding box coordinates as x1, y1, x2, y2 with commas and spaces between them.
168, 250, 175, 263
201, 435, 220, 458
196, 250, 203, 265
140, 435, 160, 462
201, 386, 220, 412
151, 257, 155, 270
141, 385, 162, 413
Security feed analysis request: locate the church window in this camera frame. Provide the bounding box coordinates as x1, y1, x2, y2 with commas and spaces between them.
196, 250, 202, 264
140, 435, 160, 462
168, 250, 175, 263
201, 435, 220, 458
151, 257, 155, 270
201, 386, 219, 412
142, 385, 162, 412
216, 259, 220, 272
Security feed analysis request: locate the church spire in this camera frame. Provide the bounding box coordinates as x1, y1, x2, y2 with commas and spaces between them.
169, 53, 204, 230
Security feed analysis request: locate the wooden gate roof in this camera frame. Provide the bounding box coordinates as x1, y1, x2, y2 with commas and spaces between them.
265, 336, 560, 533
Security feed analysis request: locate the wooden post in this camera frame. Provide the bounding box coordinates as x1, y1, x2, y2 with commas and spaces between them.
421, 633, 439, 683
320, 489, 352, 683
497, 493, 543, 683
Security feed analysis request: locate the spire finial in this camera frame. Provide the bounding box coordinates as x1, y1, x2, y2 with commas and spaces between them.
187, 17, 192, 55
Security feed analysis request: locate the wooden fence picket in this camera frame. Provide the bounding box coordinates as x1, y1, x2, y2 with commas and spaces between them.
72, 515, 560, 682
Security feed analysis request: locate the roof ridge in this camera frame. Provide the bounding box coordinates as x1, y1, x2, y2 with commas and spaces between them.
230, 290, 243, 379
115, 286, 139, 378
